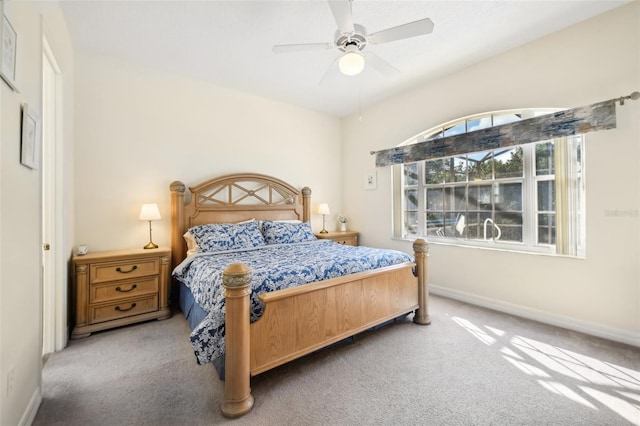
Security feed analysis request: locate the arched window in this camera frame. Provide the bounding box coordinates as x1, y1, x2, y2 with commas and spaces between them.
392, 109, 585, 256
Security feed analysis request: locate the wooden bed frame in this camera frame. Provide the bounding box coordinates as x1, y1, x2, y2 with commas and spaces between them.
170, 173, 429, 418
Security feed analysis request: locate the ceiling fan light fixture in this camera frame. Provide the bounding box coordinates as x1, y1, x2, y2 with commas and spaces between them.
338, 45, 365, 76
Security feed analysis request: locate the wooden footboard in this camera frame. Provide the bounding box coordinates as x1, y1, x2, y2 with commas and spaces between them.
221, 239, 429, 418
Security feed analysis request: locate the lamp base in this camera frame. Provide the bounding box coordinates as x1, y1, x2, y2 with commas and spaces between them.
319, 215, 328, 234
143, 241, 159, 249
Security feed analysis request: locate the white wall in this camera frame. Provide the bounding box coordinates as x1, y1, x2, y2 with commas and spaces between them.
0, 1, 75, 425
74, 54, 342, 253
0, 2, 634, 425
342, 3, 640, 345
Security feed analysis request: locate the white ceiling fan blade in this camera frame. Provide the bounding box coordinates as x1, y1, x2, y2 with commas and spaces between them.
272, 43, 334, 53
328, 0, 354, 34
318, 56, 340, 86
364, 52, 401, 79
369, 18, 434, 44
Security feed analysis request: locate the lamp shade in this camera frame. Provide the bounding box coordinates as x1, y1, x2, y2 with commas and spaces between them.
317, 203, 330, 215
139, 203, 161, 221
338, 45, 365, 76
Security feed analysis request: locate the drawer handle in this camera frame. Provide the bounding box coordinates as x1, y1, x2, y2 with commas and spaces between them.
115, 303, 137, 312
116, 265, 138, 274
115, 284, 138, 293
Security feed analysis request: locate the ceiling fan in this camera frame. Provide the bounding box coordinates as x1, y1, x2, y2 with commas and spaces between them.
272, 0, 435, 81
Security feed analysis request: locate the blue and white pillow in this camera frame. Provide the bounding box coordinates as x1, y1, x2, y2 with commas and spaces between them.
189, 220, 266, 253
261, 220, 317, 245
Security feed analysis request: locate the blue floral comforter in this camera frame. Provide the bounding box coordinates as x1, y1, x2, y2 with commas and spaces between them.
172, 240, 413, 365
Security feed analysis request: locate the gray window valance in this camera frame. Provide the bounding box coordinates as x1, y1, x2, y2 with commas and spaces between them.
372, 94, 638, 167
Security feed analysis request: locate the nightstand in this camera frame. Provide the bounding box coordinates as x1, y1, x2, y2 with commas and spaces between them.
315, 231, 359, 246
71, 247, 172, 339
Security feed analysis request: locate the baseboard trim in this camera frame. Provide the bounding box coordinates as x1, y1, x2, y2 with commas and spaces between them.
430, 285, 640, 348
19, 386, 41, 426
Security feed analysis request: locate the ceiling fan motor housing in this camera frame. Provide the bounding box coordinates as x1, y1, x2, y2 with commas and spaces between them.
335, 23, 368, 51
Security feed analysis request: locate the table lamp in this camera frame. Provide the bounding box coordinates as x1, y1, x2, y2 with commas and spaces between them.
139, 203, 161, 249
318, 203, 330, 234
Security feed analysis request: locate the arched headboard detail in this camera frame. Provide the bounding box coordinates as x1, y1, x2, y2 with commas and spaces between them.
170, 173, 311, 269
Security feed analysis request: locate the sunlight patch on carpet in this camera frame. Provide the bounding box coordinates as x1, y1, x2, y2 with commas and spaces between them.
538, 380, 596, 409
580, 386, 640, 424
450, 315, 640, 425
451, 316, 496, 345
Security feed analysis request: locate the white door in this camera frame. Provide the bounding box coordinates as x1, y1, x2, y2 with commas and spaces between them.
42, 37, 64, 355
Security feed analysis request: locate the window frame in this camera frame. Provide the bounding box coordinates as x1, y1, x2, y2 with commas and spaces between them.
392, 109, 585, 257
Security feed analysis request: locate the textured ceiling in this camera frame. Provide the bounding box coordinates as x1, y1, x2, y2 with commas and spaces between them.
59, 0, 630, 117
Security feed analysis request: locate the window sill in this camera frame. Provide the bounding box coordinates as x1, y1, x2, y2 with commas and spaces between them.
392, 236, 585, 259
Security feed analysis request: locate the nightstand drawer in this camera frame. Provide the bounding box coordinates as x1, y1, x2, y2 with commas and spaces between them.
334, 237, 357, 246
90, 258, 159, 284
315, 231, 359, 246
89, 295, 159, 324
90, 277, 159, 304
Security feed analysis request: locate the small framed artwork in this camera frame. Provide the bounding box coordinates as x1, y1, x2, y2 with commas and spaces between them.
364, 170, 377, 190
21, 104, 40, 170
0, 1, 18, 91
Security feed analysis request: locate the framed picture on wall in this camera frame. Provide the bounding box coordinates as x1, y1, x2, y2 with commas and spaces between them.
0, 1, 18, 91
21, 104, 40, 170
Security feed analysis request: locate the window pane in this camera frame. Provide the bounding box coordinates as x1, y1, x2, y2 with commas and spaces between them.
404, 189, 418, 210
495, 147, 523, 178
536, 142, 555, 175
537, 180, 555, 211
495, 182, 522, 211
426, 213, 444, 236
465, 212, 493, 240
443, 187, 466, 211
453, 156, 468, 182
493, 113, 522, 125
468, 151, 493, 181
495, 213, 523, 242
538, 213, 556, 244
425, 159, 447, 184
441, 212, 464, 237
484, 218, 499, 240
404, 163, 419, 185
444, 121, 465, 137
469, 185, 492, 211
576, 136, 583, 174
467, 117, 492, 132
404, 212, 419, 236
426, 130, 443, 141
426, 188, 444, 211
451, 212, 467, 237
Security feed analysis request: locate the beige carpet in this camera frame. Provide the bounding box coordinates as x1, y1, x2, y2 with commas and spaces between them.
33, 295, 640, 425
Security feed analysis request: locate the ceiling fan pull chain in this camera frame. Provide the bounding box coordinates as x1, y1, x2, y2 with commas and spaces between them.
358, 84, 363, 121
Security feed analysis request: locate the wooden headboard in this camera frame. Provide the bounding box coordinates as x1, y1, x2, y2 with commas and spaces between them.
170, 173, 311, 268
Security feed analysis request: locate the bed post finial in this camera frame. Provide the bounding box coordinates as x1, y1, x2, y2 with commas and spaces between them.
412, 239, 431, 325
221, 263, 254, 418
170, 181, 186, 271
301, 187, 312, 222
